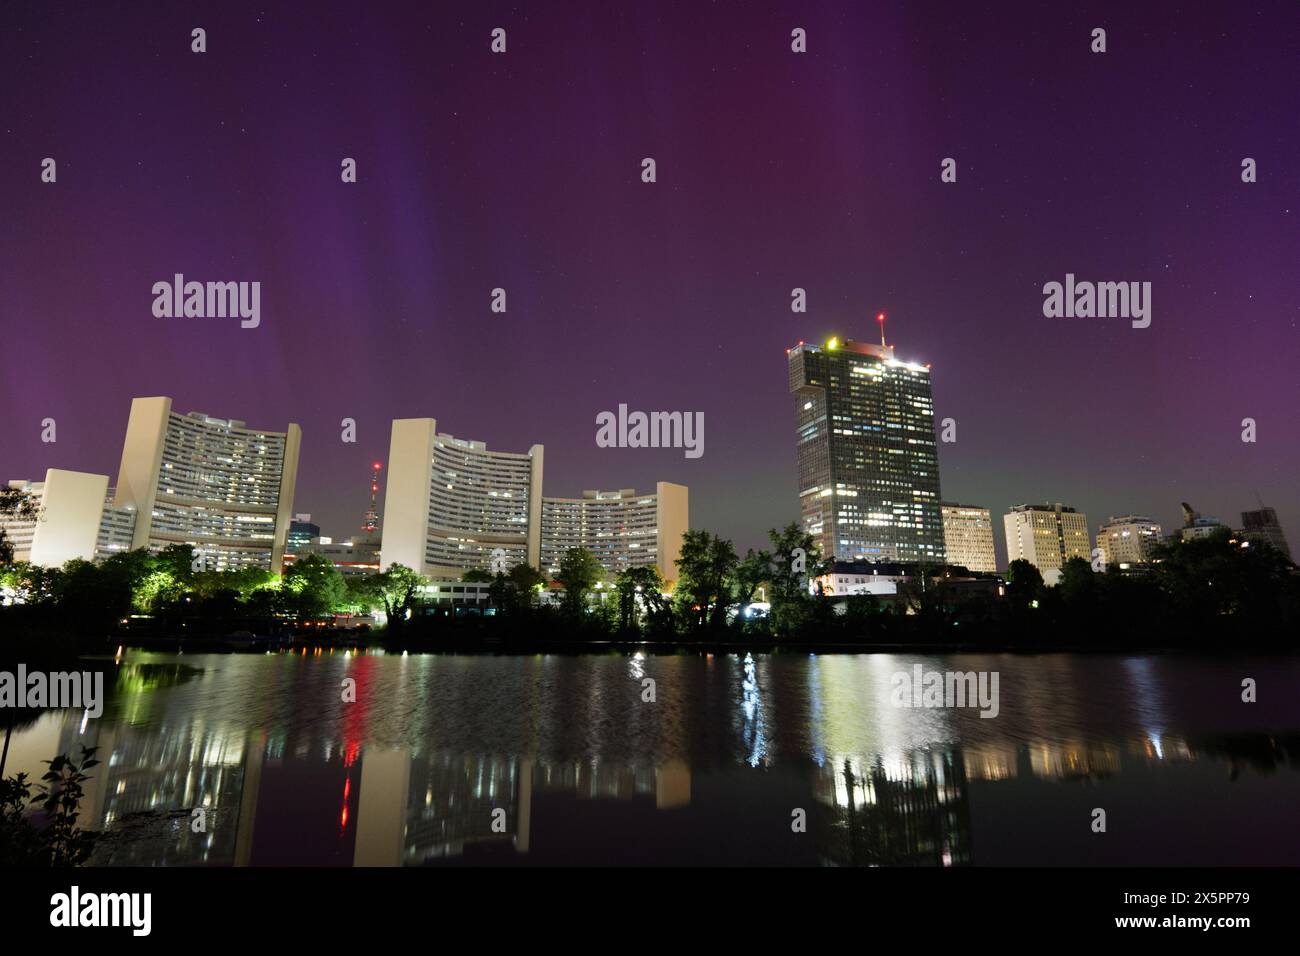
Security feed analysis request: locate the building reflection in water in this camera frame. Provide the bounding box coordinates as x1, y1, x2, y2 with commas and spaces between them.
65, 717, 252, 866
4, 652, 1291, 866
399, 753, 525, 863
813, 750, 971, 867
64, 721, 1251, 867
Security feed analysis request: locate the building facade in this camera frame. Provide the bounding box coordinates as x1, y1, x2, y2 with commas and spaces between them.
287, 514, 321, 554
813, 560, 1003, 608
381, 418, 544, 578
96, 489, 138, 560
1095, 514, 1162, 567
788, 335, 943, 564
540, 484, 688, 583
940, 503, 997, 573
1239, 506, 1291, 561
1177, 502, 1225, 541
113, 397, 301, 571
381, 417, 690, 584
814, 560, 912, 597
288, 537, 381, 576
1003, 503, 1090, 582
1, 480, 40, 562
1, 470, 111, 567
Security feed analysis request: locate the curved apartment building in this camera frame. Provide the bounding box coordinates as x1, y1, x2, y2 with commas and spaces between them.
381, 417, 688, 583
114, 397, 301, 570
541, 486, 688, 584
381, 418, 544, 578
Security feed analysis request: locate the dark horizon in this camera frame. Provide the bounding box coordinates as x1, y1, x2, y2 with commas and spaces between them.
3, 1, 1297, 566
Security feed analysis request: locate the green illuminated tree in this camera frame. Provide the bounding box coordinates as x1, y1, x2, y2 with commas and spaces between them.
282, 553, 348, 619
372, 564, 426, 632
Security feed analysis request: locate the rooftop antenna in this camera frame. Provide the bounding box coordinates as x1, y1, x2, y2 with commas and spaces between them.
876, 312, 887, 348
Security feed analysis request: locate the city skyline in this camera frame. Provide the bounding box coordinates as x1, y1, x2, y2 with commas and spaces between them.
5, 389, 1291, 578
1, 1, 1298, 901
2, 2, 1296, 567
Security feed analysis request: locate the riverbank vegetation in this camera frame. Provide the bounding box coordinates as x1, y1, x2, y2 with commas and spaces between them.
0, 747, 100, 867
0, 525, 1295, 654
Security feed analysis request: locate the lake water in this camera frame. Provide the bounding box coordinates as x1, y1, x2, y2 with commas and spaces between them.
6, 650, 1299, 866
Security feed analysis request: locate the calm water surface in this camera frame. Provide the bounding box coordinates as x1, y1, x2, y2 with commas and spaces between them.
8, 650, 1299, 866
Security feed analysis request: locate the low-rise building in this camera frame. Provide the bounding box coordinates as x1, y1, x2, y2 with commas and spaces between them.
1178, 502, 1225, 542
287, 537, 381, 576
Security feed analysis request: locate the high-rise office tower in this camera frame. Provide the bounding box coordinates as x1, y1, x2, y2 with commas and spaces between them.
1095, 514, 1162, 566
940, 503, 997, 573
540, 485, 689, 584
1240, 506, 1292, 561
381, 418, 544, 577
1003, 503, 1090, 581
788, 330, 943, 563
114, 397, 301, 571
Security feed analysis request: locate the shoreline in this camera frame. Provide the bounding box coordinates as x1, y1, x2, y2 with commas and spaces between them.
102, 638, 1300, 657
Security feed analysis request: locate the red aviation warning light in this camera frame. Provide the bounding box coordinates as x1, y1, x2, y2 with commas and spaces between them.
876, 312, 887, 348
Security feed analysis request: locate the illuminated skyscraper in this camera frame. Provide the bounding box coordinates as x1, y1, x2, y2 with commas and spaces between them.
787, 325, 944, 563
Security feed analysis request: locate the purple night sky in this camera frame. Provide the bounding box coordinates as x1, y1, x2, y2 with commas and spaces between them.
2, 1, 1297, 563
